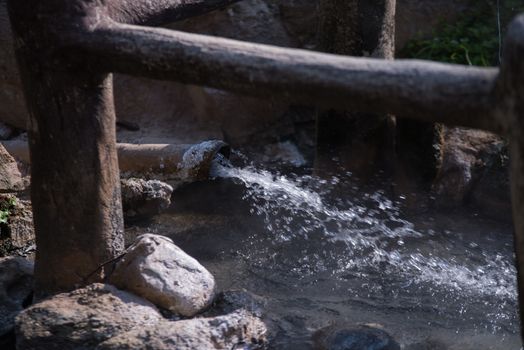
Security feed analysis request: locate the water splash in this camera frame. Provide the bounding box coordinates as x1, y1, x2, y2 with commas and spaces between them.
211, 156, 517, 303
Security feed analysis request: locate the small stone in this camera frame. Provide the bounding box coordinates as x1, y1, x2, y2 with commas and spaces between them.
16, 283, 162, 350
313, 323, 400, 350
109, 234, 216, 316
97, 309, 267, 350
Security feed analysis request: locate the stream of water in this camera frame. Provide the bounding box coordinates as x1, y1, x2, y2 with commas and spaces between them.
138, 154, 521, 349
210, 157, 516, 302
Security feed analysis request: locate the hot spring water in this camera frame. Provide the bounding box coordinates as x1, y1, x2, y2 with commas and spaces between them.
140, 154, 521, 349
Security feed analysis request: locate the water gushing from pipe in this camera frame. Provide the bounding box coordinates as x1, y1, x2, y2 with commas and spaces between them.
211, 155, 517, 302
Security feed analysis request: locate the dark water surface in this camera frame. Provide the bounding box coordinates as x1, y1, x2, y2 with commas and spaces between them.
128, 160, 521, 349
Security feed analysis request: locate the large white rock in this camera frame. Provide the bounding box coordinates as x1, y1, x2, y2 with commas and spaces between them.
109, 234, 216, 316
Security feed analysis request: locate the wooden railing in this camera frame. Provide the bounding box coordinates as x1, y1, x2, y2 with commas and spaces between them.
7, 0, 524, 341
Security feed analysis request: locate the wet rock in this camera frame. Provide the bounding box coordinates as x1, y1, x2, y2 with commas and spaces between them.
0, 144, 23, 193
469, 144, 511, 222
0, 257, 33, 345
204, 290, 266, 318
97, 309, 267, 350
432, 127, 510, 217
261, 141, 307, 167
121, 179, 173, 218
16, 283, 162, 350
313, 324, 400, 350
109, 234, 216, 317
0, 122, 16, 140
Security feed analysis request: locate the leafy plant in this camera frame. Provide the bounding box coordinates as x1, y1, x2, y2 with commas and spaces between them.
0, 210, 9, 225
401, 0, 524, 66
0, 196, 17, 225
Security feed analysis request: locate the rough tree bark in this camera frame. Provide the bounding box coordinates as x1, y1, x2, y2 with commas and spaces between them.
7, 0, 123, 295
500, 14, 524, 338
315, 0, 396, 179
6, 0, 240, 296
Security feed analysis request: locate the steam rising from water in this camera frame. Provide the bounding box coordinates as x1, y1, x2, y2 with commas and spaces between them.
211, 156, 517, 306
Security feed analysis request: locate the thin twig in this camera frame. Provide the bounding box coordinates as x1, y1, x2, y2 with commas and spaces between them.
82, 252, 127, 283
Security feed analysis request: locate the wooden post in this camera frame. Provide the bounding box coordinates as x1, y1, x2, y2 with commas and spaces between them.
315, 0, 396, 179
7, 0, 124, 295
500, 14, 524, 339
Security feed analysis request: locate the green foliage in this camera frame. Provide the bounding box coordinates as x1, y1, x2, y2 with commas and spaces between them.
0, 211, 8, 225
0, 197, 17, 225
401, 0, 524, 66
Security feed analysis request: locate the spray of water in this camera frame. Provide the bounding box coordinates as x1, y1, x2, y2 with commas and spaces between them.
211, 155, 517, 302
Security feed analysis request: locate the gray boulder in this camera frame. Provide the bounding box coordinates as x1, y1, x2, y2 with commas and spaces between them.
109, 234, 216, 316
0, 257, 33, 341
97, 309, 267, 350
121, 179, 173, 218
16, 283, 162, 350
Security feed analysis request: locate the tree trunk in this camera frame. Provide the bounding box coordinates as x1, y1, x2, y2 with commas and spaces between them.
501, 14, 524, 340
7, 0, 124, 296
315, 0, 396, 180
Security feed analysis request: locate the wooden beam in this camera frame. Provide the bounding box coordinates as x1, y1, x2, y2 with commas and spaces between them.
70, 21, 503, 134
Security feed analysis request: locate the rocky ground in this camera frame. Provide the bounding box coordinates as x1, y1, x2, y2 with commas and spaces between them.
0, 123, 512, 350
0, 232, 269, 349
